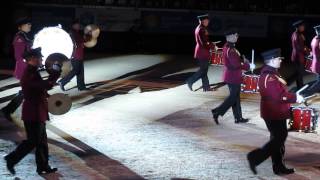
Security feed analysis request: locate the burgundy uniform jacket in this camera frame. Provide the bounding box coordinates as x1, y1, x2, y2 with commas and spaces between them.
21, 65, 59, 122
222, 42, 249, 84
311, 36, 320, 73
194, 24, 214, 60
13, 31, 31, 80
259, 65, 297, 120
70, 29, 84, 60
291, 31, 308, 64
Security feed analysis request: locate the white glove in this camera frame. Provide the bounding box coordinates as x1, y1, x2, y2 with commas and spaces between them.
296, 94, 305, 103
214, 45, 218, 51
309, 51, 313, 57
52, 63, 61, 72
249, 63, 256, 71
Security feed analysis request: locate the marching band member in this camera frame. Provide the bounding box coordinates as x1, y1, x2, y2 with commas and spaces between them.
291, 20, 309, 89
302, 25, 320, 97
247, 48, 305, 175
58, 19, 88, 91
186, 14, 215, 92
4, 48, 59, 175
1, 17, 32, 121
211, 29, 255, 124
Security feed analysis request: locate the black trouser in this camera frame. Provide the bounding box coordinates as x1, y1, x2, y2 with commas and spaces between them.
294, 60, 305, 89
2, 90, 23, 114
214, 83, 242, 119
60, 59, 85, 90
186, 59, 210, 90
6, 121, 49, 170
303, 74, 320, 97
248, 119, 288, 167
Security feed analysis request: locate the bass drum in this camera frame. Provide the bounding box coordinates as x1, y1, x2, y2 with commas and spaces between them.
32, 25, 73, 66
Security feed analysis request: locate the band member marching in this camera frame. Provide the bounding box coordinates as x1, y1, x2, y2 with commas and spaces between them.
4, 48, 60, 175
291, 20, 309, 89
186, 14, 216, 92
58, 19, 89, 91
302, 25, 320, 97
211, 29, 255, 124
247, 48, 305, 175
1, 17, 32, 121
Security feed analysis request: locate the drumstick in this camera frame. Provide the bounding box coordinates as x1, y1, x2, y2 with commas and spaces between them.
251, 49, 254, 74
304, 94, 318, 100
304, 93, 320, 106
251, 49, 254, 64
296, 84, 309, 95
304, 95, 314, 107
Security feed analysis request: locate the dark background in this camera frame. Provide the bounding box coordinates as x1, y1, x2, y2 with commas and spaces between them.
1, 0, 320, 69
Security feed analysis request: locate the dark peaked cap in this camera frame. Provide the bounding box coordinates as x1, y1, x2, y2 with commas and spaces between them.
261, 48, 283, 62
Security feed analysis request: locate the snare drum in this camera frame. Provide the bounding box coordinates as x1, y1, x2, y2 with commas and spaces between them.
210, 48, 224, 66
290, 107, 318, 132
241, 73, 260, 93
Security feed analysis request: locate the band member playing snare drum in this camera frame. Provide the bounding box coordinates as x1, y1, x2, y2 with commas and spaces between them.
247, 48, 305, 175
211, 29, 255, 124
186, 14, 216, 92
302, 25, 320, 97
1, 17, 32, 121
290, 20, 309, 89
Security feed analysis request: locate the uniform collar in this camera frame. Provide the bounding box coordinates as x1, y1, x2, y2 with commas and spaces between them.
296, 29, 304, 34
227, 42, 236, 48
199, 24, 207, 29
262, 65, 279, 74
17, 31, 33, 43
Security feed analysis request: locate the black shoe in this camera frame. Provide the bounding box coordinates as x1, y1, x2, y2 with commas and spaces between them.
211, 109, 219, 125
235, 118, 249, 123
273, 165, 295, 175
1, 108, 13, 122
247, 152, 257, 175
4, 155, 15, 175
58, 81, 65, 91
186, 81, 193, 91
37, 166, 58, 175
78, 87, 89, 91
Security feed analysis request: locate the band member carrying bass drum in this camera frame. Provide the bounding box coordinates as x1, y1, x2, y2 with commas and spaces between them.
58, 19, 100, 91
186, 14, 216, 92
247, 48, 305, 175
31, 24, 74, 116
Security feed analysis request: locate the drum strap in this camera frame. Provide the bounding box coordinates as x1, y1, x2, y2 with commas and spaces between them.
263, 74, 287, 88
226, 48, 230, 59
301, 34, 306, 41
264, 74, 269, 88
226, 47, 240, 59
275, 75, 287, 85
